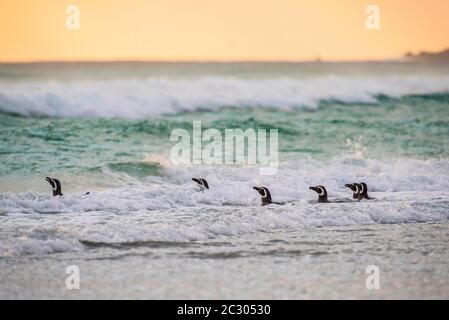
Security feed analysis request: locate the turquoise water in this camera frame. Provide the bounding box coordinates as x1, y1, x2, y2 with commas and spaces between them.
1, 94, 449, 183
1, 62, 449, 299
1, 61, 449, 224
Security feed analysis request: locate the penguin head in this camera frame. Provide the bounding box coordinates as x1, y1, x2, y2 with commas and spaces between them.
345, 183, 357, 192
345, 183, 360, 198
253, 186, 270, 197
45, 177, 63, 196
192, 178, 209, 191
252, 186, 272, 205
309, 185, 328, 202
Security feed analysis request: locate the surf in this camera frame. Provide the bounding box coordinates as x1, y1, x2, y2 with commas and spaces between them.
1, 72, 449, 118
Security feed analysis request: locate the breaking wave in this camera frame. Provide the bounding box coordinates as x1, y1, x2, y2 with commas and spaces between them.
1, 155, 449, 257
1, 75, 449, 118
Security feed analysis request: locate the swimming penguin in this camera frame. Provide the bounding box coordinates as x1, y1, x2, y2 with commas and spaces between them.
192, 178, 209, 192
45, 177, 90, 197
46, 177, 63, 196
309, 186, 329, 203
252, 186, 284, 206
357, 182, 373, 200
345, 182, 373, 200
345, 183, 360, 199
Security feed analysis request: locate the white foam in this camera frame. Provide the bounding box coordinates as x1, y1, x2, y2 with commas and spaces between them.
2, 155, 449, 214
1, 188, 448, 257
1, 155, 449, 256
0, 75, 448, 118
0, 237, 83, 257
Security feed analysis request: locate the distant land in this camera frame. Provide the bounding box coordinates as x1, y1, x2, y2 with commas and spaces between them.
1, 48, 449, 64
402, 48, 449, 63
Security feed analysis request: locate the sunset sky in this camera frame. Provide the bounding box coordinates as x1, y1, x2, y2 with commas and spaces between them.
0, 0, 448, 62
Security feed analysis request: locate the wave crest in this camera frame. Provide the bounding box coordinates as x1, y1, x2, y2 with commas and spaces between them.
1, 75, 449, 118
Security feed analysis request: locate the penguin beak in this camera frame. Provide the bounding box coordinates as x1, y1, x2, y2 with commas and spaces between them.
253, 186, 261, 193
309, 186, 318, 192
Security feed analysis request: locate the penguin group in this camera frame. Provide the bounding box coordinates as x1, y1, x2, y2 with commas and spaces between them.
307, 183, 373, 204
253, 182, 373, 206
45, 176, 373, 206
192, 178, 374, 205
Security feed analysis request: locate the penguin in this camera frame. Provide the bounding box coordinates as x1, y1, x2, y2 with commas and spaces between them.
344, 183, 360, 199
309, 186, 329, 203
45, 177, 90, 197
192, 178, 209, 192
345, 182, 373, 200
358, 182, 373, 200
46, 177, 63, 196
252, 186, 284, 206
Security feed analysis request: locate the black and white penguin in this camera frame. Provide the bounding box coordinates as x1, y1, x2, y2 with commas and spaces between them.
45, 177, 90, 197
252, 186, 284, 206
345, 182, 373, 200
253, 186, 273, 206
358, 182, 373, 200
345, 183, 360, 199
192, 178, 209, 192
46, 177, 63, 196
309, 185, 329, 203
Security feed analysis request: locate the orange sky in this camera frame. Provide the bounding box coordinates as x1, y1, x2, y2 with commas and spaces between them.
0, 0, 448, 62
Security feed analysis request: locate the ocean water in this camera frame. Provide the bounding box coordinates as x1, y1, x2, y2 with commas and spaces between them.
0, 62, 448, 299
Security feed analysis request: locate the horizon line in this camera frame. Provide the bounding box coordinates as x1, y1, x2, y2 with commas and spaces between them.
0, 57, 404, 64
3, 48, 447, 64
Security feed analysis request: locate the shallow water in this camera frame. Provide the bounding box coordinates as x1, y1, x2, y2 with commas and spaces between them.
1, 222, 448, 299
0, 62, 448, 299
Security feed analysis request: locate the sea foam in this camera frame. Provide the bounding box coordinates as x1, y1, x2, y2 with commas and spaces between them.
1, 75, 449, 118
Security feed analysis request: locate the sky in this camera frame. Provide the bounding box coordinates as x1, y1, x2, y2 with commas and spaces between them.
0, 0, 448, 62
